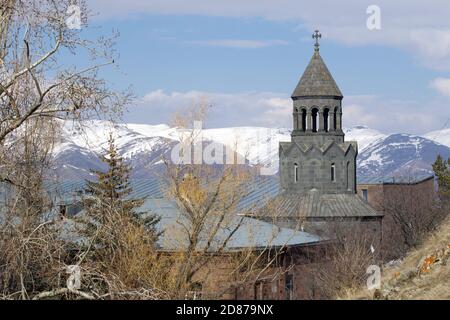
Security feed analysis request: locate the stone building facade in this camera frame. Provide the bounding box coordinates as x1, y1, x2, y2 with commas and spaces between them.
356, 175, 435, 212
357, 175, 435, 259
193, 243, 330, 300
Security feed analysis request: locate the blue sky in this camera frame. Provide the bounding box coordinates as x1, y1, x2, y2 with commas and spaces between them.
75, 0, 450, 134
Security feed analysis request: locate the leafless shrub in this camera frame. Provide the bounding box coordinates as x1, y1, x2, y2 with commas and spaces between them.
307, 222, 376, 299
381, 184, 448, 260
0, 118, 67, 299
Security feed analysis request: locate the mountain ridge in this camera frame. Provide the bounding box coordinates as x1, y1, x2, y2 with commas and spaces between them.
51, 120, 450, 181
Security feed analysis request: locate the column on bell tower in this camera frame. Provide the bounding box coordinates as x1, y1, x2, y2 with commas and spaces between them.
329, 109, 335, 132
336, 108, 343, 131
318, 109, 324, 132
306, 109, 312, 132
293, 108, 298, 131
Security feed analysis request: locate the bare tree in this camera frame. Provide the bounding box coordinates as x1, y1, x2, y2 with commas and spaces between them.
161, 103, 298, 299
381, 183, 447, 259
0, 0, 130, 145
0, 0, 130, 299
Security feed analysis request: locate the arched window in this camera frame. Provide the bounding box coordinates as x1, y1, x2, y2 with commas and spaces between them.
346, 161, 350, 190
294, 163, 299, 183
333, 107, 338, 131
301, 109, 307, 132
323, 108, 329, 132
331, 163, 335, 182
311, 108, 319, 132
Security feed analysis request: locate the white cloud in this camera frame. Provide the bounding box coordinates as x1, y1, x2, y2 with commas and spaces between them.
184, 39, 289, 49
124, 90, 449, 134
89, 0, 450, 71
126, 90, 291, 128
343, 95, 445, 134
430, 78, 450, 99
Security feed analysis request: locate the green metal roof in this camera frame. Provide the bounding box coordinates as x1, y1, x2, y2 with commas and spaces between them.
47, 177, 324, 251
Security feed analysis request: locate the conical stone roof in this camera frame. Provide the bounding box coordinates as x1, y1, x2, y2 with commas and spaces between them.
292, 51, 343, 99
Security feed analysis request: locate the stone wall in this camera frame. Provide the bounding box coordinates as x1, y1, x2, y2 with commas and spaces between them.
279, 142, 357, 194
188, 244, 327, 300
357, 177, 436, 260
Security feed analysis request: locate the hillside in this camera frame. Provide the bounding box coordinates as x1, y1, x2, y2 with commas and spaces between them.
347, 214, 450, 300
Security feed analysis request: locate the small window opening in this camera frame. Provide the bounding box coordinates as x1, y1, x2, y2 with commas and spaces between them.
362, 189, 368, 202
301, 109, 307, 132
285, 274, 294, 300
312, 108, 318, 132
324, 109, 329, 132
59, 204, 67, 216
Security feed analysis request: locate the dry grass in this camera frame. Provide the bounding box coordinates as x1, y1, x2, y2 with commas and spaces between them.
346, 214, 450, 300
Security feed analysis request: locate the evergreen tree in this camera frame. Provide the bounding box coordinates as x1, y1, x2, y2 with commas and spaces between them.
432, 154, 450, 198
84, 133, 160, 244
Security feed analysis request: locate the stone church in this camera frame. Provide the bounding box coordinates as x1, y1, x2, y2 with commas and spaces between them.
258, 31, 383, 253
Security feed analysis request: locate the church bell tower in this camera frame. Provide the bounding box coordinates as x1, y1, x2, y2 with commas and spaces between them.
279, 31, 358, 194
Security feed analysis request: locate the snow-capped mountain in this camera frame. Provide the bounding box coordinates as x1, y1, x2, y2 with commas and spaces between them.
53, 120, 177, 179
423, 128, 450, 148
357, 133, 450, 179
51, 120, 450, 181
344, 125, 387, 151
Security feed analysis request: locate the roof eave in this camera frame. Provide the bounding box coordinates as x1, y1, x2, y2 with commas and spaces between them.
291, 94, 344, 100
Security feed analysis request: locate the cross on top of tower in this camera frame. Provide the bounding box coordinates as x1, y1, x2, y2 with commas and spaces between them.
312, 30, 321, 52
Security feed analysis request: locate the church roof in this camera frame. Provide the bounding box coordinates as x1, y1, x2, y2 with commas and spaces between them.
235, 177, 382, 219
47, 175, 382, 221
261, 190, 382, 219
42, 178, 324, 251
291, 51, 343, 99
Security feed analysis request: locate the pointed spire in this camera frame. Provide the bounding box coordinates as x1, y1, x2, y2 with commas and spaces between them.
292, 31, 343, 99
